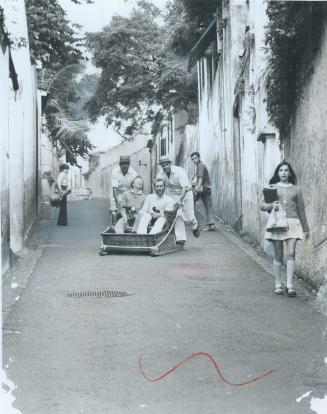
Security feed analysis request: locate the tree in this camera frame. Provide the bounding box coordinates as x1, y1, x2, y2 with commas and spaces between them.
44, 64, 94, 164
24, 0, 95, 162
166, 0, 217, 56
25, 0, 92, 70
85, 0, 198, 139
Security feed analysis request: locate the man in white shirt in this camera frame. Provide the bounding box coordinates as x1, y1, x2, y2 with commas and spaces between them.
109, 156, 138, 226
157, 157, 200, 244
137, 179, 176, 234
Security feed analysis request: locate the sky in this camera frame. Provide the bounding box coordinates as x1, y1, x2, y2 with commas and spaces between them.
58, 0, 169, 151
60, 0, 169, 33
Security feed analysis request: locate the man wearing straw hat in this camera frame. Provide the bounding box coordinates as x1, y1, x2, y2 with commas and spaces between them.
108, 155, 138, 228
157, 157, 200, 244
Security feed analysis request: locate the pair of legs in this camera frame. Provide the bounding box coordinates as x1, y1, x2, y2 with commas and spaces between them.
175, 196, 198, 242
137, 213, 166, 234
272, 238, 297, 294
57, 195, 67, 226
193, 189, 215, 227
114, 213, 140, 233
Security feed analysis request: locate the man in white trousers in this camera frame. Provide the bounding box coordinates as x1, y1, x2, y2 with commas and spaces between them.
157, 157, 200, 245
137, 179, 175, 234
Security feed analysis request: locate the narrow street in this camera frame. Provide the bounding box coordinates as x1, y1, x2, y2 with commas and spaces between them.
2, 199, 327, 414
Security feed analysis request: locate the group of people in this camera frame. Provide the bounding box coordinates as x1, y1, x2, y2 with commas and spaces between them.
106, 153, 216, 244
56, 155, 309, 299
108, 156, 310, 298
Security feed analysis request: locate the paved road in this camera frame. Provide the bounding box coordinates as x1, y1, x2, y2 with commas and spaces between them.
3, 199, 327, 414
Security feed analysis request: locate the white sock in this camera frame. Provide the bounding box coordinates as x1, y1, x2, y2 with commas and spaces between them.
273, 260, 282, 288
287, 260, 295, 288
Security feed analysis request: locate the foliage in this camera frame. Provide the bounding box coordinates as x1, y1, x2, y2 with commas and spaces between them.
44, 64, 94, 164
85, 0, 198, 138
0, 5, 13, 48
166, 0, 217, 56
25, 0, 92, 70
265, 1, 325, 134
24, 0, 95, 162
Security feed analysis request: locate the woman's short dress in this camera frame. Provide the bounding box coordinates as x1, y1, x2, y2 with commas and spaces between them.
264, 218, 304, 241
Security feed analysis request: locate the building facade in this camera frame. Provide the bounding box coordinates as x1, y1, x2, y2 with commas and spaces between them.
178, 0, 326, 289
1, 0, 41, 274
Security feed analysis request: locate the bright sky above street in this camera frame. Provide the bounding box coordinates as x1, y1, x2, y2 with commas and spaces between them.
60, 0, 169, 33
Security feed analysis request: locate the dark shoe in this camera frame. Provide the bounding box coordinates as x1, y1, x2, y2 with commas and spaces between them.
286, 287, 297, 297
176, 240, 186, 245
192, 227, 200, 238
208, 223, 216, 231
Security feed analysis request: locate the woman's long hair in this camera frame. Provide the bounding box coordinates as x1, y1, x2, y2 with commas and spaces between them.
269, 161, 297, 185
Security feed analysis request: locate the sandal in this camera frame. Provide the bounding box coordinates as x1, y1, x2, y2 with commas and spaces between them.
274, 286, 284, 295
286, 287, 297, 297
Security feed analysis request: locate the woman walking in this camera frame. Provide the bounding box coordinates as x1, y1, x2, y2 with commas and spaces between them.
261, 161, 309, 297
56, 164, 71, 226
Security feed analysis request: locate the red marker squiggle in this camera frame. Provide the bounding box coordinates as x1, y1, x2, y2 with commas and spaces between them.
139, 352, 277, 387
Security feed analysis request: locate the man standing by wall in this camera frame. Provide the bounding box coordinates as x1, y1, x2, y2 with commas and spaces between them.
157, 157, 200, 244
108, 156, 138, 228
191, 152, 215, 231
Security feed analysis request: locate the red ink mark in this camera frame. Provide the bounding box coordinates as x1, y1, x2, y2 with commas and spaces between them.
139, 352, 277, 387
178, 262, 209, 270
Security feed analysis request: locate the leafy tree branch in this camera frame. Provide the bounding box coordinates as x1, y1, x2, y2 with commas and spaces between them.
85, 0, 198, 139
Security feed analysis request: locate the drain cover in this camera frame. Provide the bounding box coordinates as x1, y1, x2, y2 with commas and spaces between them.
67, 290, 132, 298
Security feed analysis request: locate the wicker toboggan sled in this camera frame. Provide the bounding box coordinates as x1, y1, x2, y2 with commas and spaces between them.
99, 210, 183, 256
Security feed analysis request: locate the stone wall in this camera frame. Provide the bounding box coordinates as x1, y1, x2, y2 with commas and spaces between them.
284, 20, 327, 286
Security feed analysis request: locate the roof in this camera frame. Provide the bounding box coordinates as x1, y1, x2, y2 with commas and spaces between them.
188, 19, 217, 70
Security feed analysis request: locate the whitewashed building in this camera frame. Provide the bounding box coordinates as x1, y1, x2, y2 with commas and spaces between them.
0, 0, 41, 274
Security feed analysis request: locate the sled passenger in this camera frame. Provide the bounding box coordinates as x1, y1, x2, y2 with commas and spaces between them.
114, 176, 145, 233
137, 179, 175, 234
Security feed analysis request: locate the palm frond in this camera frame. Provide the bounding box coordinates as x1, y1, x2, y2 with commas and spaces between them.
46, 63, 86, 101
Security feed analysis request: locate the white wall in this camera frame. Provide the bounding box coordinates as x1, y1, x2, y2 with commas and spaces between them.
0, 43, 10, 274
1, 0, 40, 272
86, 134, 152, 199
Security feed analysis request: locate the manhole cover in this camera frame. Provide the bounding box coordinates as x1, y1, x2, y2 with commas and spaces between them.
67, 290, 133, 298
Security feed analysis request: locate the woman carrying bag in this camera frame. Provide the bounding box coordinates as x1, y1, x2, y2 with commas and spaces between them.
56, 164, 71, 226
261, 161, 309, 297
